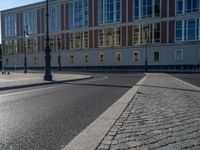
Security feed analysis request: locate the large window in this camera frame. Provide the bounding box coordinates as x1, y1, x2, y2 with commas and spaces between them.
23, 10, 37, 34
4, 15, 17, 37
49, 5, 61, 31
98, 0, 121, 25
176, 21, 183, 41
134, 0, 160, 19
68, 0, 88, 29
176, 0, 183, 14
154, 23, 160, 43
69, 31, 89, 50
98, 27, 121, 47
133, 25, 140, 44
49, 35, 61, 52
176, 0, 200, 15
142, 0, 152, 18
176, 18, 200, 42
4, 40, 17, 54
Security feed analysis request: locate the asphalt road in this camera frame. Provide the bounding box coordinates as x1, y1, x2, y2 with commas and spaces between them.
0, 72, 143, 150
171, 73, 200, 87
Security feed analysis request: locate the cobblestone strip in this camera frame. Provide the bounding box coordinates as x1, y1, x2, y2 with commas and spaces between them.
97, 73, 200, 150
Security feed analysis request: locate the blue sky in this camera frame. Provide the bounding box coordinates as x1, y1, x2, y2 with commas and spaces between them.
0, 0, 43, 43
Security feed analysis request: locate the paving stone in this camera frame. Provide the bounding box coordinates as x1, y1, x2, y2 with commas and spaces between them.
96, 73, 200, 150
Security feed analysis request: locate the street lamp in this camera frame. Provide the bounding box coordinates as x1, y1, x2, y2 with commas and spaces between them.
24, 26, 29, 73
58, 38, 61, 71
44, 0, 52, 81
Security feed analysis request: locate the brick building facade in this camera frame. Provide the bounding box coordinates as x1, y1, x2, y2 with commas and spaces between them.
1, 0, 200, 71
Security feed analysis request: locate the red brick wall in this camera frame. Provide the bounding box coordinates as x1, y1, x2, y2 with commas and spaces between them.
122, 26, 126, 46
1, 15, 4, 38
94, 29, 98, 48
169, 0, 175, 17
94, 0, 98, 27
61, 4, 65, 31
41, 36, 45, 52
19, 13, 23, 36
128, 0, 133, 22
169, 20, 175, 43
41, 8, 45, 33
128, 26, 132, 46
17, 39, 21, 53
65, 33, 69, 50
122, 0, 126, 23
89, 0, 93, 27
65, 3, 69, 30
61, 33, 65, 50
21, 38, 24, 53
161, 21, 167, 43
37, 9, 41, 33
89, 30, 93, 48
38, 37, 41, 52
16, 13, 20, 36
162, 0, 167, 18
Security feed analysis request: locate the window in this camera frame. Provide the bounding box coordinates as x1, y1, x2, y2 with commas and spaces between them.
185, 0, 199, 13
84, 31, 89, 49
70, 33, 74, 50
115, 27, 121, 46
133, 51, 140, 62
98, 29, 104, 47
68, 0, 88, 29
4, 14, 17, 37
98, 0, 121, 25
134, 0, 140, 19
99, 53, 104, 63
104, 28, 113, 47
176, 21, 183, 41
142, 0, 152, 18
154, 0, 161, 17
133, 25, 140, 44
154, 23, 160, 43
23, 10, 37, 34
154, 51, 160, 61
115, 52, 121, 63
175, 50, 183, 61
49, 5, 61, 31
69, 55, 75, 64
75, 32, 83, 49
141, 24, 152, 44
176, 0, 183, 14
187, 19, 196, 40
84, 54, 89, 63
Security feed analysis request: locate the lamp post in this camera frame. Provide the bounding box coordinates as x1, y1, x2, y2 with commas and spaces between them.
58, 43, 61, 71
44, 0, 52, 81
144, 28, 149, 72
24, 26, 29, 73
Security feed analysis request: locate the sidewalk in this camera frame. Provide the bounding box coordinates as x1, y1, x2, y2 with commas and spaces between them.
0, 72, 92, 90
65, 73, 200, 150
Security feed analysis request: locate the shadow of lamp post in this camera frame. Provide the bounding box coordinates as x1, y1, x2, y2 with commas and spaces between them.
44, 0, 52, 81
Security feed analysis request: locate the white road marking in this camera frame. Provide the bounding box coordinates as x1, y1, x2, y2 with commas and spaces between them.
0, 76, 108, 98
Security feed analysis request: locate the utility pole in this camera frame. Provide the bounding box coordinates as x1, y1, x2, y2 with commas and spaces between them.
24, 26, 29, 73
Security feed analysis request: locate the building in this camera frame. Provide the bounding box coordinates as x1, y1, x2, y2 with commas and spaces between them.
0, 44, 2, 70
1, 0, 200, 71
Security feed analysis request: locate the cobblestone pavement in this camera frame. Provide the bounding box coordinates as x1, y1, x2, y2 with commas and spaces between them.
97, 73, 200, 150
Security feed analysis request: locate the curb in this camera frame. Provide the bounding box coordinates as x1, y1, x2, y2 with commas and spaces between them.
0, 76, 93, 91
63, 75, 147, 150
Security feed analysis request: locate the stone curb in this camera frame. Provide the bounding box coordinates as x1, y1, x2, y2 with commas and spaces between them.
0, 76, 93, 91
63, 75, 147, 150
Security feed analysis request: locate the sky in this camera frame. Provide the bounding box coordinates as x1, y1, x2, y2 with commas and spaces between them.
0, 0, 43, 43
